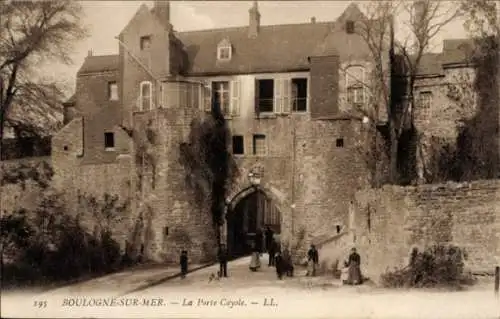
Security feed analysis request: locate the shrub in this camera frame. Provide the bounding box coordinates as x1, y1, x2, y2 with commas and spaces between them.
1, 193, 131, 288
380, 245, 476, 289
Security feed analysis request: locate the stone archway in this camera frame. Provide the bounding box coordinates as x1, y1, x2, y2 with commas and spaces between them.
224, 185, 283, 258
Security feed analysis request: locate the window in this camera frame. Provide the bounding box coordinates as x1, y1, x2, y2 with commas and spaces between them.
346, 65, 365, 106
291, 78, 308, 112
336, 138, 344, 148
232, 135, 244, 155
346, 20, 355, 34
253, 134, 267, 156
217, 38, 232, 61
104, 132, 115, 149
218, 47, 231, 60
140, 81, 153, 111
108, 81, 118, 101
256, 79, 274, 113
212, 81, 230, 114
418, 91, 432, 117
140, 35, 151, 50
163, 226, 169, 236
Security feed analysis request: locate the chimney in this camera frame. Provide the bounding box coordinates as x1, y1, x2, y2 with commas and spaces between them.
248, 1, 260, 38
154, 0, 173, 31
87, 49, 93, 57
311, 17, 316, 24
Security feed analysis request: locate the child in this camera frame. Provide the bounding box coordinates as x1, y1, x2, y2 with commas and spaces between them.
180, 250, 188, 279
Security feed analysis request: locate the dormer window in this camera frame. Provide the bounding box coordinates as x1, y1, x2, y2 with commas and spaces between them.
346, 20, 355, 34
217, 38, 232, 61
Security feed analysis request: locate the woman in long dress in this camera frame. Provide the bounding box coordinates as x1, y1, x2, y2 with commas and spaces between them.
249, 241, 261, 272
346, 248, 362, 285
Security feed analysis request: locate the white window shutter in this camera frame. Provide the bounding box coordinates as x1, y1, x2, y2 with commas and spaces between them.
274, 78, 282, 114
203, 85, 212, 112
282, 78, 291, 114
230, 80, 240, 116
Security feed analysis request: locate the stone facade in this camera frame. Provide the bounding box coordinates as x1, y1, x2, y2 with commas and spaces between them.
4, 1, 498, 269
353, 180, 500, 281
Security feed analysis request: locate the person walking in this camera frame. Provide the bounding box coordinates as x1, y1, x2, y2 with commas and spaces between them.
217, 244, 228, 278
180, 250, 188, 279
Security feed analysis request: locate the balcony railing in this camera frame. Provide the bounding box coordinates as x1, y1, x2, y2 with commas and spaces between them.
161, 81, 202, 109
256, 98, 274, 113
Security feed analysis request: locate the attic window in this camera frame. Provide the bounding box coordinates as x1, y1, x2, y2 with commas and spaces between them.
346, 20, 355, 34
217, 38, 232, 61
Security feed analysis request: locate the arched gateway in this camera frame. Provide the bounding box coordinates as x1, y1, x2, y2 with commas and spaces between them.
224, 186, 282, 258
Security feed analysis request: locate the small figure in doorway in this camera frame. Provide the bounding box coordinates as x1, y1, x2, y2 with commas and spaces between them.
180, 250, 188, 279
217, 244, 229, 278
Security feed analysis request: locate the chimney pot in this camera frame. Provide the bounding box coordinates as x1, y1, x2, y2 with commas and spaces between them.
248, 1, 260, 38
311, 17, 316, 24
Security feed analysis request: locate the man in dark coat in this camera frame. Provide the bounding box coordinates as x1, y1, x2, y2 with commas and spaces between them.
217, 244, 228, 278
264, 226, 274, 252
255, 228, 263, 254
180, 250, 188, 279
275, 251, 284, 279
268, 239, 276, 267
307, 244, 319, 276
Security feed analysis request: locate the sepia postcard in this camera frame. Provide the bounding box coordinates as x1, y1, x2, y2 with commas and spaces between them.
0, 0, 499, 318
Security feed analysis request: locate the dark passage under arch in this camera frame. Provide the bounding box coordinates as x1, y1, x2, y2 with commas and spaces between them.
226, 189, 281, 258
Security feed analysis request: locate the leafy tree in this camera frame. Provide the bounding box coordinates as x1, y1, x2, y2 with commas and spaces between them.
0, 0, 88, 158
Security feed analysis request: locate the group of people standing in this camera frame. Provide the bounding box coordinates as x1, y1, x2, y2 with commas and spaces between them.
248, 226, 294, 279
181, 228, 363, 285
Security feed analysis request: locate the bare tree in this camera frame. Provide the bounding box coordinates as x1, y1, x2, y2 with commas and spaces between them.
0, 0, 88, 159
355, 1, 462, 184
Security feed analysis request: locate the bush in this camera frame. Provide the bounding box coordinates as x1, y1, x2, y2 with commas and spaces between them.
380, 245, 476, 289
1, 194, 131, 288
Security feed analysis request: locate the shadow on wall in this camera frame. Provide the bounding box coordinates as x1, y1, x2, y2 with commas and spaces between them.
178, 103, 238, 245
430, 37, 499, 182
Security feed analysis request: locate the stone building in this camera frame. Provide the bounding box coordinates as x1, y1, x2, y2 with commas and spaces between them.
49, 0, 498, 264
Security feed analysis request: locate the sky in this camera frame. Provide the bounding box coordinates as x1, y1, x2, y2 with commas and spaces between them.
52, 1, 470, 96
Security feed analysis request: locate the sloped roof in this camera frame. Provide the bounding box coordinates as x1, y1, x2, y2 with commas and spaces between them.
177, 22, 334, 75
416, 53, 443, 75
77, 55, 119, 75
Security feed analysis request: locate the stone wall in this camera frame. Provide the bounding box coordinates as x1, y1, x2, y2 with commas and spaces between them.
354, 179, 500, 282
132, 107, 217, 264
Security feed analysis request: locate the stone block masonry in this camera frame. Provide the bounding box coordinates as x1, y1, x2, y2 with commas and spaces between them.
354, 179, 500, 282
